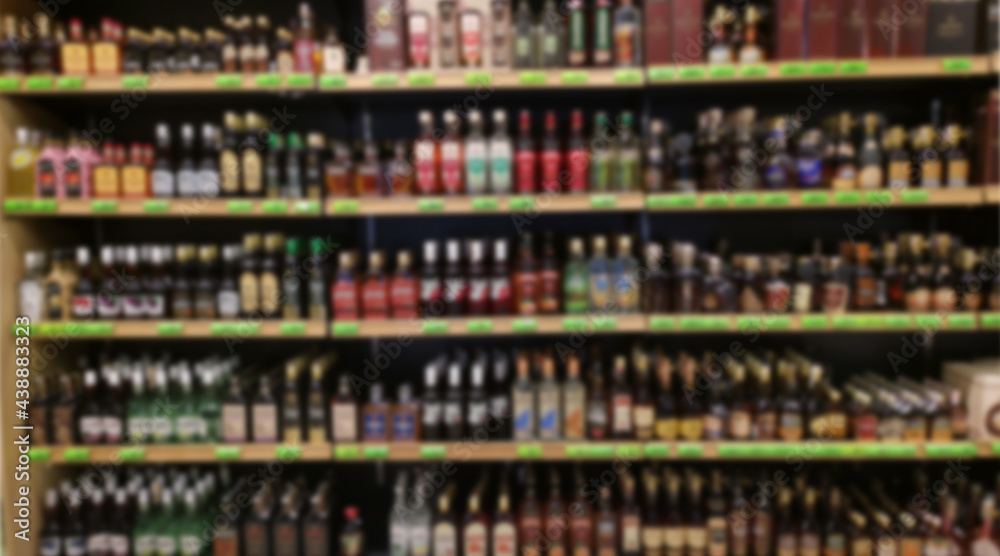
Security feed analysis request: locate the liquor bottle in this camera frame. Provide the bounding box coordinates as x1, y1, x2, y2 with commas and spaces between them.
707, 6, 732, 64
467, 359, 489, 434
632, 352, 654, 440
515, 110, 537, 193
610, 355, 633, 438
52, 374, 77, 444
774, 488, 797, 556
956, 248, 984, 311
29, 14, 56, 73
362, 251, 389, 319
439, 0, 460, 68
538, 0, 563, 67
258, 233, 284, 319
391, 250, 418, 318
943, 125, 968, 187
702, 255, 736, 312
281, 239, 304, 320
970, 496, 1000, 555
221, 375, 248, 443
321, 26, 345, 73
672, 243, 701, 313
563, 238, 589, 314
662, 472, 684, 556
241, 112, 265, 196
613, 0, 641, 66
39, 489, 62, 556
493, 486, 518, 556
0, 16, 24, 75
538, 357, 561, 439
390, 475, 409, 556
340, 506, 364, 556
303, 483, 331, 556
414, 111, 440, 195
489, 352, 512, 438
832, 113, 857, 190
331, 374, 357, 442
293, 2, 316, 72
441, 110, 464, 194
739, 6, 764, 63
704, 470, 728, 556
466, 109, 488, 194
306, 358, 332, 442
464, 492, 489, 556
433, 488, 458, 556
280, 360, 304, 443
654, 353, 678, 440
728, 363, 753, 440
677, 356, 704, 440
331, 251, 360, 320
537, 233, 561, 314
78, 368, 103, 444
593, 0, 612, 66
444, 361, 465, 439
443, 239, 468, 316
95, 246, 122, 319
325, 140, 353, 197
490, 239, 513, 314
514, 234, 538, 315
904, 236, 930, 311
239, 233, 261, 317
283, 133, 303, 198
595, 485, 617, 556
512, 0, 535, 67
120, 246, 144, 319
216, 244, 241, 319
467, 240, 490, 315
35, 137, 63, 198
536, 111, 562, 192
389, 140, 415, 196
488, 109, 513, 194
589, 236, 611, 311
644, 119, 667, 192
855, 114, 884, 189
356, 112, 379, 196
18, 252, 45, 321
71, 247, 96, 320
195, 123, 220, 197
512, 353, 536, 439
103, 371, 125, 444
931, 234, 956, 311
251, 376, 278, 442
362, 383, 390, 441
616, 112, 640, 191
587, 366, 609, 440
84, 489, 109, 556
423, 363, 443, 440
563, 355, 586, 439
518, 469, 543, 556
590, 112, 613, 191
612, 235, 639, 312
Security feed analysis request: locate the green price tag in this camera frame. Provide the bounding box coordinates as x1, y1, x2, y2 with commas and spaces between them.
900, 189, 929, 203
471, 197, 498, 211
834, 191, 862, 204
3, 199, 31, 212
914, 314, 942, 328
517, 444, 543, 458
332, 321, 360, 336
294, 200, 321, 214
255, 74, 282, 87
808, 61, 837, 75
832, 315, 884, 329
363, 445, 389, 459
740, 64, 768, 77
560, 71, 588, 84
276, 446, 302, 460
763, 192, 790, 206
508, 196, 535, 210
613, 69, 642, 84
28, 448, 51, 462
562, 318, 587, 331
801, 315, 829, 329
90, 200, 118, 213
332, 199, 360, 213
519, 71, 547, 85
334, 445, 360, 459
839, 60, 868, 74
512, 318, 538, 333
590, 194, 617, 208
56, 76, 84, 89
946, 314, 976, 329
417, 199, 445, 212
814, 444, 846, 457
677, 444, 704, 458
120, 448, 145, 462
993, 442, 1000, 455
702, 193, 729, 207
215, 74, 242, 88
79, 323, 114, 335
737, 316, 791, 330
801, 191, 830, 205
680, 317, 730, 330
779, 63, 807, 76
32, 200, 58, 212
371, 73, 399, 87
593, 317, 617, 331
26, 76, 54, 89
884, 314, 913, 328
215, 447, 241, 460
732, 193, 760, 207
709, 65, 736, 79
865, 191, 893, 204
647, 66, 675, 81
407, 72, 436, 86
867, 445, 917, 457
581, 446, 616, 458
279, 322, 307, 336
717, 444, 756, 457
64, 448, 91, 462
226, 200, 253, 213
422, 321, 448, 334
644, 444, 669, 457
981, 313, 1000, 328
420, 445, 446, 459
925, 442, 977, 457
210, 322, 260, 336
465, 72, 492, 85
942, 58, 972, 72
0, 76, 20, 90
143, 200, 170, 213
262, 200, 289, 214
319, 75, 348, 88
285, 73, 314, 87
156, 322, 184, 336
678, 66, 706, 79
649, 316, 676, 330
647, 194, 697, 209
617, 444, 642, 458
466, 319, 493, 333
121, 75, 149, 88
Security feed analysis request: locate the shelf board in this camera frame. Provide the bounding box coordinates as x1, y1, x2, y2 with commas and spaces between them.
28, 440, 1000, 464
18, 313, 996, 339
4, 187, 991, 218
0, 56, 993, 95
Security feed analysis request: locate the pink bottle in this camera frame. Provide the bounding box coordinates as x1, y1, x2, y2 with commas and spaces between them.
35, 136, 65, 198
63, 133, 100, 198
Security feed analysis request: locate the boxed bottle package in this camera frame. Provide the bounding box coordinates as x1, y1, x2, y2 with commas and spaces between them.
367, 0, 408, 71
671, 0, 703, 64
926, 0, 979, 55
775, 0, 806, 60
404, 0, 510, 70
806, 0, 839, 59
943, 359, 1000, 440
838, 0, 870, 58
645, 0, 674, 65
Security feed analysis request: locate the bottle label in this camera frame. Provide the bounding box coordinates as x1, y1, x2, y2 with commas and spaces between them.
513, 391, 534, 438
851, 538, 872, 556
332, 402, 357, 441
393, 412, 416, 440
493, 523, 516, 556
777, 533, 797, 556
612, 394, 632, 433
703, 414, 724, 439
655, 417, 679, 440
594, 7, 611, 60
539, 393, 559, 437
176, 169, 197, 197
464, 523, 487, 556
947, 159, 968, 186
121, 166, 148, 196
363, 282, 389, 318
433, 524, 456, 556
102, 416, 123, 443
899, 538, 922, 556
563, 392, 585, 438
409, 15, 430, 66
219, 150, 240, 193
824, 533, 846, 556
904, 286, 930, 312
797, 158, 822, 187
822, 283, 849, 312
489, 277, 512, 313
443, 277, 469, 308
707, 517, 727, 556
516, 150, 536, 192
441, 143, 463, 193
127, 417, 152, 443
146, 293, 166, 318
685, 527, 707, 550
567, 149, 588, 191
587, 401, 607, 438
489, 141, 512, 192
323, 46, 345, 73
921, 159, 942, 186
242, 150, 262, 194
858, 164, 883, 188
422, 401, 442, 429
151, 169, 174, 196
40, 537, 61, 556
63, 158, 82, 197
72, 294, 95, 319
218, 290, 240, 319
800, 534, 820, 556
466, 142, 488, 193
121, 293, 144, 318
613, 269, 639, 311
390, 279, 417, 318
176, 416, 203, 442
240, 274, 259, 315
93, 166, 120, 197
414, 139, 438, 193
460, 13, 482, 64
133, 535, 157, 556
157, 535, 177, 555
420, 277, 442, 308
888, 161, 911, 187
294, 39, 315, 72
80, 416, 104, 443
729, 410, 752, 439
778, 412, 803, 440
197, 168, 220, 197
364, 410, 387, 439
333, 280, 360, 319
252, 404, 277, 441
679, 417, 703, 440
541, 149, 561, 191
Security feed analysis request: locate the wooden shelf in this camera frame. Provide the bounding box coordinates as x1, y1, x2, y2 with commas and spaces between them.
27, 440, 1000, 464
0, 56, 993, 96
4, 187, 992, 218
19, 313, 998, 339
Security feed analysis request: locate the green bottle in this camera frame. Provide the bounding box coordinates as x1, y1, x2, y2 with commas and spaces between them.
133, 489, 156, 556
563, 237, 590, 313
157, 489, 179, 556
175, 367, 202, 444
127, 367, 151, 443
151, 365, 173, 444
615, 111, 640, 191
590, 112, 613, 191
198, 367, 221, 443
179, 489, 202, 556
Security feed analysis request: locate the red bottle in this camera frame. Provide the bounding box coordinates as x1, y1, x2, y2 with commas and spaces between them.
515, 110, 537, 193
294, 3, 317, 73
490, 239, 513, 315
362, 251, 389, 320
390, 250, 418, 319
538, 232, 561, 314
420, 240, 443, 317
331, 251, 360, 320
467, 239, 490, 316
566, 109, 589, 193
441, 110, 464, 195
513, 234, 538, 315
540, 111, 562, 193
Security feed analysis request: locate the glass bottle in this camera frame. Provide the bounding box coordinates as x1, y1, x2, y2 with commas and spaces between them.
362, 251, 389, 320
563, 237, 589, 314
642, 242, 669, 313
702, 255, 736, 312
515, 109, 536, 193
513, 234, 538, 315
440, 109, 464, 194
465, 109, 488, 195
325, 140, 354, 197
414, 110, 440, 195
590, 112, 613, 191
592, 0, 612, 66
612, 235, 639, 312
512, 353, 536, 440
490, 239, 513, 315
489, 109, 513, 194
18, 252, 45, 321
612, 0, 641, 66
330, 374, 357, 442
616, 112, 640, 191
588, 236, 612, 311
422, 363, 442, 441
672, 243, 701, 313
538, 232, 561, 314
540, 110, 562, 192
856, 113, 883, 189
443, 239, 468, 316
512, 0, 535, 68
391, 250, 419, 319
331, 251, 360, 321
355, 112, 379, 196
